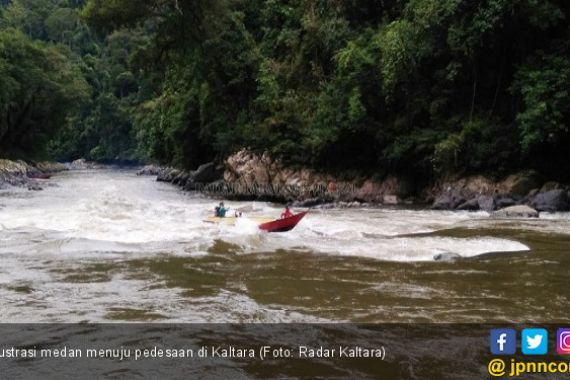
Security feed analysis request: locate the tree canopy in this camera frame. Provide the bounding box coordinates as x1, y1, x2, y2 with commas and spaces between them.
1, 0, 570, 180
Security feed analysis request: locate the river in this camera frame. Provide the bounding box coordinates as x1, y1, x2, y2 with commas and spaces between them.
0, 169, 569, 323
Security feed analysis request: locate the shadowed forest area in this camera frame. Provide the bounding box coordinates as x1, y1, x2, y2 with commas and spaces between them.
1, 0, 570, 182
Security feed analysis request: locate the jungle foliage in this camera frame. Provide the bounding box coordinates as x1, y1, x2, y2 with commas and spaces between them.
1, 0, 570, 180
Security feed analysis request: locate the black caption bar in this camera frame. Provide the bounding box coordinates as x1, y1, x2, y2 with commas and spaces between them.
0, 324, 568, 379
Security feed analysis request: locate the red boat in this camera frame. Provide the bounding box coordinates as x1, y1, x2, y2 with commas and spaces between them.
258, 211, 308, 232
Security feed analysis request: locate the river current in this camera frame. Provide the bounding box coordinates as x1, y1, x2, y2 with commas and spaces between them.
0, 169, 569, 323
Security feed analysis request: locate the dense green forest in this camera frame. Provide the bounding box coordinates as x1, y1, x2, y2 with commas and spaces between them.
1, 0, 569, 181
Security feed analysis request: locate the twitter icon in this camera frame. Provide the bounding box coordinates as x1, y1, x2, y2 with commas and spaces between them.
522, 328, 548, 355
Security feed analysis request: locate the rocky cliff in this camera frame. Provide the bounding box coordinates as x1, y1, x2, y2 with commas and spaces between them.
429, 172, 569, 212
144, 149, 409, 206
145, 149, 570, 213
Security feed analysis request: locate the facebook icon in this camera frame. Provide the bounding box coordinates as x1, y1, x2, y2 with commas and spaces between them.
490, 329, 516, 355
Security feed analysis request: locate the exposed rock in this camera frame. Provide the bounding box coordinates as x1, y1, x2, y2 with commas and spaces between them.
184, 180, 198, 191
477, 195, 496, 212
313, 203, 336, 209
540, 181, 563, 193
24, 165, 45, 179
432, 192, 466, 210
337, 201, 362, 208
136, 165, 162, 176
530, 189, 570, 212
498, 172, 538, 196
433, 252, 461, 261
439, 175, 496, 198
224, 149, 407, 203
27, 184, 43, 191
68, 159, 86, 170
355, 177, 406, 203
152, 149, 570, 209
157, 168, 180, 182
35, 161, 67, 173
26, 172, 51, 179
429, 172, 539, 208
522, 188, 540, 204
492, 205, 539, 218
0, 159, 31, 174
292, 198, 324, 208
193, 162, 223, 183
156, 168, 169, 182
495, 196, 516, 209
67, 158, 101, 170
0, 159, 60, 189
383, 195, 399, 205
172, 171, 191, 186
456, 198, 480, 211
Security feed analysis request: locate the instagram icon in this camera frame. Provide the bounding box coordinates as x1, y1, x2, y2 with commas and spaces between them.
557, 329, 570, 354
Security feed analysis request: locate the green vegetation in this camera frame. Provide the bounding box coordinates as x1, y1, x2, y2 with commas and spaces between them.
0, 0, 146, 161
1, 0, 570, 181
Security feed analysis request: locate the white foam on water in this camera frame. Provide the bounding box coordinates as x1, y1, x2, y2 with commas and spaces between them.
233, 217, 264, 235
258, 225, 530, 262
0, 171, 532, 262
0, 169, 560, 323
539, 212, 570, 220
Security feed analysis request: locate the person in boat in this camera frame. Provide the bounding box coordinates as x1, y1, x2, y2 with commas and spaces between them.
280, 205, 293, 219
215, 202, 230, 217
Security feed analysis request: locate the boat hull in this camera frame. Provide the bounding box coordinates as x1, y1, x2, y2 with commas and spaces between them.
258, 212, 307, 232
203, 216, 273, 225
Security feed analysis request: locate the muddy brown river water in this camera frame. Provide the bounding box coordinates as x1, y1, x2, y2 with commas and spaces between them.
0, 169, 569, 323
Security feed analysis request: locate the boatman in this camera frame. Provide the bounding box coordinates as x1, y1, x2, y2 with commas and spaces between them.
215, 202, 230, 217
281, 205, 293, 219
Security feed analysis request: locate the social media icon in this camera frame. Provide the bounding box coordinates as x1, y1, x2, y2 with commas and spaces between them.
557, 328, 570, 354
490, 329, 516, 355
522, 328, 548, 355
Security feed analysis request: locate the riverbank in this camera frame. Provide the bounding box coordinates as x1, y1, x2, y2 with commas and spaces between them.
0, 158, 109, 191
139, 149, 570, 214
0, 159, 67, 190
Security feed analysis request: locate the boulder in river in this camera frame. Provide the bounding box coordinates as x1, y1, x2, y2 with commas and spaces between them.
67, 158, 101, 170
432, 192, 466, 210
292, 197, 324, 208
495, 196, 517, 209
456, 198, 480, 211
193, 162, 224, 184
433, 252, 461, 262
499, 172, 539, 196
157, 168, 180, 182
530, 189, 570, 212
492, 205, 539, 218
136, 165, 162, 176
172, 171, 191, 186
0, 159, 55, 189
27, 184, 43, 191
35, 161, 67, 173
540, 181, 563, 193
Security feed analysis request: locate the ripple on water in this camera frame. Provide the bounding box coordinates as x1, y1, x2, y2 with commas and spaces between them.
0, 170, 568, 323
